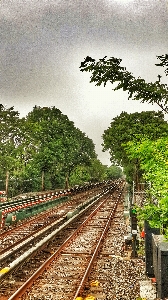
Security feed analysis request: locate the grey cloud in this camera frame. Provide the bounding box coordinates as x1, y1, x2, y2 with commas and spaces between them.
0, 0, 168, 97
0, 0, 167, 165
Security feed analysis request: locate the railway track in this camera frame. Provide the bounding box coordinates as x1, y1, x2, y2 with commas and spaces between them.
0, 189, 99, 269
0, 186, 103, 269
0, 181, 120, 298
1, 180, 125, 299
82, 205, 145, 299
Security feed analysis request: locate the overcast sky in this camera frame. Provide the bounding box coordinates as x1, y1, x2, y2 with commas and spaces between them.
1, 0, 168, 165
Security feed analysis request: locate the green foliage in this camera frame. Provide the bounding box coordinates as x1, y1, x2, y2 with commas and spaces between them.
125, 137, 168, 233
102, 110, 168, 185
102, 111, 167, 164
0, 105, 99, 195
69, 165, 91, 186
80, 54, 168, 235
0, 105, 21, 177
123, 164, 135, 185
69, 159, 107, 186
87, 159, 107, 182
105, 165, 123, 180
125, 138, 168, 199
25, 106, 97, 188
80, 56, 168, 113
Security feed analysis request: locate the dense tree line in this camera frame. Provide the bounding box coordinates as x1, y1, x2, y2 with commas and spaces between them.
0, 105, 122, 197
102, 110, 168, 188
80, 54, 168, 237
125, 138, 168, 234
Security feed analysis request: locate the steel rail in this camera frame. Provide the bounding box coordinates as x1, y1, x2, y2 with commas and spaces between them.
0, 187, 100, 239
0, 215, 61, 255
0, 195, 73, 239
72, 194, 121, 299
8, 189, 113, 300
0, 215, 66, 264
0, 190, 99, 256
0, 191, 105, 283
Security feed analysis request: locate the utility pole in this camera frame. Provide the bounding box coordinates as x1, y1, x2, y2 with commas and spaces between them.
132, 180, 135, 204
5, 171, 9, 199
130, 205, 138, 258
42, 171, 45, 191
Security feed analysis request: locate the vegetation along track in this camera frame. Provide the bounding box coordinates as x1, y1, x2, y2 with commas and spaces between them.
0, 186, 103, 270
1, 180, 125, 299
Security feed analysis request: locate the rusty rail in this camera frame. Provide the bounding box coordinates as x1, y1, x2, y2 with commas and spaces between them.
73, 195, 120, 299
8, 191, 113, 300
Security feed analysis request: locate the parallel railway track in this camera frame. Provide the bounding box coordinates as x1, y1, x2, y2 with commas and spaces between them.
0, 180, 144, 300
2, 181, 125, 299
0, 187, 102, 269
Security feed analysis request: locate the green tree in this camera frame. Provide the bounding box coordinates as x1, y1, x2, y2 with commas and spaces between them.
0, 105, 103, 195
69, 165, 91, 186
69, 158, 107, 186
0, 105, 23, 190
106, 165, 123, 180
80, 56, 168, 113
0, 105, 36, 196
125, 137, 168, 236
87, 158, 107, 182
25, 106, 97, 189
102, 111, 168, 186
80, 53, 168, 237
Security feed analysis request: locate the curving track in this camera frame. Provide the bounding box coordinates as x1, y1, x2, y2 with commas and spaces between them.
5, 181, 125, 300
0, 186, 102, 270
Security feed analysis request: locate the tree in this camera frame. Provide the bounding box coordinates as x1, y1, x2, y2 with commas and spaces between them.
69, 165, 91, 186
80, 56, 168, 113
106, 165, 123, 180
0, 105, 107, 194
87, 158, 107, 182
69, 158, 108, 186
80, 53, 168, 237
125, 137, 168, 237
25, 106, 97, 189
0, 105, 36, 195
156, 54, 168, 76
102, 111, 168, 186
0, 105, 22, 187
